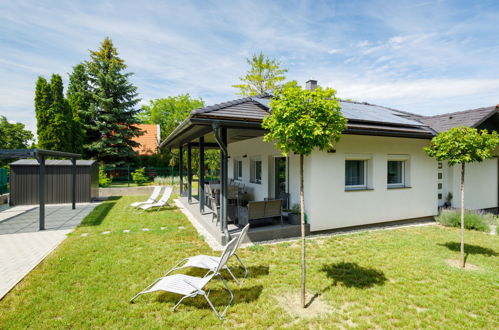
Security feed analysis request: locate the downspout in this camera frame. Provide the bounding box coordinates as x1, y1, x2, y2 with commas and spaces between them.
212, 123, 230, 242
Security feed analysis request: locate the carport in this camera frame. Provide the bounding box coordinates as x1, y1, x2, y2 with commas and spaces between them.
0, 149, 81, 230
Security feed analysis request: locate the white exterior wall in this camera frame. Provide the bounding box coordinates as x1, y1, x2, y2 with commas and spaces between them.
228, 134, 438, 232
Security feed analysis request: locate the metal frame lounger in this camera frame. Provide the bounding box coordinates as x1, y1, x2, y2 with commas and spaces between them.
130, 237, 239, 320
164, 224, 250, 285
129, 186, 162, 209
139, 186, 173, 212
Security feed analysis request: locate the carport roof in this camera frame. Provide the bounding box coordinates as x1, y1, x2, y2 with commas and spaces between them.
10, 160, 95, 166
0, 149, 82, 159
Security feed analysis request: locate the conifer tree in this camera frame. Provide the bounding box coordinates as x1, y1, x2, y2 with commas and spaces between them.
49, 74, 73, 152
67, 63, 90, 153
34, 76, 52, 149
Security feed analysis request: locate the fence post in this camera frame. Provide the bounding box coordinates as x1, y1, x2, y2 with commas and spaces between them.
127, 165, 130, 187
171, 166, 174, 185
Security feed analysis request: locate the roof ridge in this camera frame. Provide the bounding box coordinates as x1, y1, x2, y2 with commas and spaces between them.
338, 99, 423, 118
422, 105, 497, 119
190, 93, 273, 115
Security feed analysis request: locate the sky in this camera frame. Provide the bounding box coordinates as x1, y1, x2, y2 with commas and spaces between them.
1, 0, 499, 135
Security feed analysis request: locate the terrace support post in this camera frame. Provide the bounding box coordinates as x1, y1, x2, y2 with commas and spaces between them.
71, 158, 76, 210
38, 155, 45, 231
199, 136, 205, 213
221, 127, 228, 242
179, 146, 183, 196
187, 143, 192, 203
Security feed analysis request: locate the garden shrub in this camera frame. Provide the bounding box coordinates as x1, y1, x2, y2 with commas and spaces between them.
98, 167, 112, 187
436, 209, 491, 232
131, 167, 148, 185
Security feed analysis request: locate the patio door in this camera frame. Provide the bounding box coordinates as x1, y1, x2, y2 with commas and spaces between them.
273, 156, 287, 198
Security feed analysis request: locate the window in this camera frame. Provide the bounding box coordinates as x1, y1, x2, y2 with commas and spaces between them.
438, 173, 442, 179
250, 158, 262, 184
233, 159, 242, 180
345, 160, 367, 189
387, 160, 405, 187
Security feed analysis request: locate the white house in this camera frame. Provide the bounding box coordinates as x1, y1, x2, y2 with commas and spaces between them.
160, 80, 498, 243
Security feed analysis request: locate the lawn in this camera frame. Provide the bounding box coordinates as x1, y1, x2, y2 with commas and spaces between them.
0, 196, 497, 328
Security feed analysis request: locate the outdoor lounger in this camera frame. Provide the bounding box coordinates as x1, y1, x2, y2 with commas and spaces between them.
130, 236, 239, 320
129, 186, 162, 209
164, 224, 250, 285
139, 186, 173, 212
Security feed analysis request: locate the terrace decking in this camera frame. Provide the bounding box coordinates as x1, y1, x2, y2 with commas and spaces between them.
176, 196, 309, 245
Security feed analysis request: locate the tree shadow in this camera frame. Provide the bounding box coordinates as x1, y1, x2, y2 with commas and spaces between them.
156, 284, 263, 309
80, 197, 120, 226
320, 262, 387, 289
439, 242, 497, 257
226, 265, 269, 279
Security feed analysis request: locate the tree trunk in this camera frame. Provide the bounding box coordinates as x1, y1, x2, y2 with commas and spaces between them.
460, 163, 465, 268
300, 154, 306, 308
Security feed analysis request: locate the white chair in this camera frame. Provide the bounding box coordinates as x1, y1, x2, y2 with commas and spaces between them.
130, 237, 239, 320
129, 186, 162, 209
139, 186, 173, 212
163, 224, 250, 285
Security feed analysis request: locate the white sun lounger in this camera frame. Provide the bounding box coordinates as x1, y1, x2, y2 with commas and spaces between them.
139, 186, 173, 212
163, 224, 250, 285
130, 236, 239, 319
129, 186, 162, 209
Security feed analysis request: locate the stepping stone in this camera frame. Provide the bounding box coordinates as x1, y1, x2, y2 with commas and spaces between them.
102, 231, 111, 235
80, 233, 89, 237
178, 226, 185, 230
160, 227, 166, 230
123, 230, 130, 233
142, 228, 150, 232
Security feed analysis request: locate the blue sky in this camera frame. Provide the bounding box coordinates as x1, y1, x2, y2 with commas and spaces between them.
1, 0, 499, 135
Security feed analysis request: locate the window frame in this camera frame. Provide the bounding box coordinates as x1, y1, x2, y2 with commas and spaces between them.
387, 160, 405, 188
233, 158, 242, 180
345, 159, 368, 190
250, 157, 262, 184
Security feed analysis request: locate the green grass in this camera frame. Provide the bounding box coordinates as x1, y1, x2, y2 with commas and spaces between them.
0, 197, 498, 328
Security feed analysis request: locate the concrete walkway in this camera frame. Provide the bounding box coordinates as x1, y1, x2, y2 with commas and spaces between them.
0, 203, 98, 299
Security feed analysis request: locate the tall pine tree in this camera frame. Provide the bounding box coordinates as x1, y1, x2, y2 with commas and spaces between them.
67, 63, 90, 154
83, 37, 142, 164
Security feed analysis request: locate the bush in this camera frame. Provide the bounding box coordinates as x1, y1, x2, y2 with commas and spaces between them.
153, 176, 170, 185
99, 167, 112, 187
131, 167, 148, 186
435, 209, 491, 232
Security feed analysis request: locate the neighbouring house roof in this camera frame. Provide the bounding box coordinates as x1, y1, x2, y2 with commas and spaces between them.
133, 124, 160, 155
418, 105, 499, 132
10, 159, 95, 166
160, 94, 435, 149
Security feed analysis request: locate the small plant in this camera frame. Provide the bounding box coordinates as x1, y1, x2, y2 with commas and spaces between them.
290, 203, 301, 214
444, 192, 453, 207
131, 167, 148, 186
436, 209, 491, 232
98, 167, 112, 187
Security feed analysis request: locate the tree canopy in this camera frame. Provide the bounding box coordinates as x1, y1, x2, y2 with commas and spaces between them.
262, 83, 347, 155
0, 116, 34, 166
233, 52, 287, 96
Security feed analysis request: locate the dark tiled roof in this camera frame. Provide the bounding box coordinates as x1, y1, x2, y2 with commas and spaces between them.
10, 160, 96, 166
419, 106, 498, 132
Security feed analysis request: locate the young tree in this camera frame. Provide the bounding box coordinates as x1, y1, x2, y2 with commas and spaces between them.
262, 83, 347, 307
67, 63, 90, 153
233, 52, 288, 96
83, 37, 143, 164
139, 94, 204, 140
425, 127, 499, 268
0, 116, 34, 165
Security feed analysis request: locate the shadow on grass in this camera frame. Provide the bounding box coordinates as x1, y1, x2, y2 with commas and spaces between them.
320, 262, 387, 288
439, 242, 497, 257
80, 197, 120, 226
227, 265, 269, 279
156, 284, 263, 309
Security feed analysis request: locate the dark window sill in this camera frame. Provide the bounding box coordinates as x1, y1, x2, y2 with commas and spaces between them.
387, 186, 412, 190
345, 187, 374, 192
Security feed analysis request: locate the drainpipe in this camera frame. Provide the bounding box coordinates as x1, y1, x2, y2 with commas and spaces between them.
213, 123, 230, 243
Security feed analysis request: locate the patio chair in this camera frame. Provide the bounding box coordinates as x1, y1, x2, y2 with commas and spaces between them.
130, 237, 239, 320
139, 186, 173, 212
163, 224, 250, 285
129, 186, 162, 209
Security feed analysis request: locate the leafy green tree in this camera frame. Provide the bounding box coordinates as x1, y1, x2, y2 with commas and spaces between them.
67, 63, 90, 153
82, 37, 143, 164
131, 167, 149, 185
139, 94, 204, 140
34, 76, 52, 149
262, 84, 347, 307
425, 127, 499, 268
233, 52, 288, 96
0, 116, 34, 166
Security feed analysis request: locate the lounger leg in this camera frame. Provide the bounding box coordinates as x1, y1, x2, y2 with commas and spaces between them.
172, 293, 196, 312
234, 254, 248, 284
130, 291, 146, 303
224, 266, 240, 286
129, 277, 162, 303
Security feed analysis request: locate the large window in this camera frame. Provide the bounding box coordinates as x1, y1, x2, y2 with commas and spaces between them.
387, 160, 405, 187
345, 160, 367, 189
250, 158, 262, 184
233, 159, 242, 180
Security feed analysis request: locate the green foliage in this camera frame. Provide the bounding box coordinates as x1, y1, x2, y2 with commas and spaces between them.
233, 52, 288, 96
0, 116, 34, 166
138, 94, 204, 140
248, 244, 265, 252
67, 63, 89, 153
131, 167, 148, 185
436, 209, 491, 232
98, 166, 112, 187
425, 127, 499, 165
262, 84, 347, 156
34, 76, 52, 149
82, 37, 143, 164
